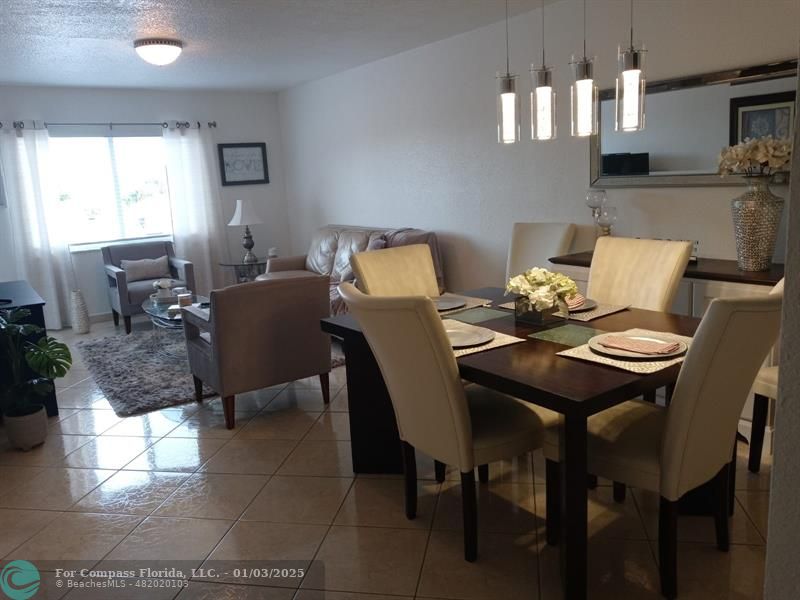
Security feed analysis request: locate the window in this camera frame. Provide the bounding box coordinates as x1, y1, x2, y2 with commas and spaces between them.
48, 136, 173, 245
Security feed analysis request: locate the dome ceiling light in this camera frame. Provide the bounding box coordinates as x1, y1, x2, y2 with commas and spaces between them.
134, 39, 184, 66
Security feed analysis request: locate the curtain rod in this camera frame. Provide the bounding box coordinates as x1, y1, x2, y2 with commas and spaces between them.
0, 120, 217, 130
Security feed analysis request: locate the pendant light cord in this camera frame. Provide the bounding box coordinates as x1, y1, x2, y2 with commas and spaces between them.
505, 0, 511, 75
630, 0, 634, 50
540, 0, 546, 67
583, 0, 587, 59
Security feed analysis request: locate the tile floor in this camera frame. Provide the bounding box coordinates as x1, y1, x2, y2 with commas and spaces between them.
0, 318, 772, 599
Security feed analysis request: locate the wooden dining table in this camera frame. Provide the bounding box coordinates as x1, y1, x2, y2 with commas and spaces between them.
321, 286, 702, 600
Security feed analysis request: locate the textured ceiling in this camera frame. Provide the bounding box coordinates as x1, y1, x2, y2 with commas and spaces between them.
0, 0, 540, 91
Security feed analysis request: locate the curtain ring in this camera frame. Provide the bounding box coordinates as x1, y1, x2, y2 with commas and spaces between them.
161, 122, 169, 129
13, 121, 24, 129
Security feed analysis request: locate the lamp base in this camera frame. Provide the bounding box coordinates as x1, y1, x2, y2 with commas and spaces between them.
241, 225, 257, 263
242, 250, 258, 264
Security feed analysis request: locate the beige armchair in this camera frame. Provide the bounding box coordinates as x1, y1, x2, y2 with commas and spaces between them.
182, 276, 332, 429
338, 282, 546, 561
537, 293, 782, 599
350, 244, 440, 297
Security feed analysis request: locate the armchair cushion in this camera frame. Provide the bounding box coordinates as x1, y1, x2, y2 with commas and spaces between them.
127, 278, 186, 305
121, 255, 171, 282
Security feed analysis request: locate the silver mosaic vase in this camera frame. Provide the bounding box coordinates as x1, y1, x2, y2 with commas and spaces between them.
731, 176, 784, 272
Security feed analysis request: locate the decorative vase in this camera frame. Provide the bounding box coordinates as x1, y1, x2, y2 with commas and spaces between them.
514, 297, 568, 327
3, 405, 48, 451
731, 176, 784, 272
70, 289, 90, 334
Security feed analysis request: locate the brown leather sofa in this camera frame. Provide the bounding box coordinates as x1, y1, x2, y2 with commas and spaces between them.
257, 225, 444, 314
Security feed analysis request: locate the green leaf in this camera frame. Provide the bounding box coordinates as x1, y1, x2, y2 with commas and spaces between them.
24, 337, 73, 379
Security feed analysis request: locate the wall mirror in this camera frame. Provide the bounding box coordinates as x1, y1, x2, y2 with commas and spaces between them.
590, 60, 797, 188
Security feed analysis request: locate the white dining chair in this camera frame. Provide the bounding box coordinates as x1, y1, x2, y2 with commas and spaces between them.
350, 244, 440, 297
505, 222, 577, 283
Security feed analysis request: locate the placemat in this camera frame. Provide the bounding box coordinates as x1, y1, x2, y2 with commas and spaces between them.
438, 293, 492, 316
557, 328, 693, 374
497, 300, 629, 322
448, 307, 512, 325
442, 319, 525, 357
529, 324, 605, 347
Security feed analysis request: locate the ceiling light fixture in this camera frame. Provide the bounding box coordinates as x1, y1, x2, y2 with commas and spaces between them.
496, 0, 520, 144
615, 0, 646, 132
134, 38, 183, 66
530, 0, 555, 141
570, 0, 598, 137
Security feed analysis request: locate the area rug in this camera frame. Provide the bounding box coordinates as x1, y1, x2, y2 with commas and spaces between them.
76, 332, 346, 417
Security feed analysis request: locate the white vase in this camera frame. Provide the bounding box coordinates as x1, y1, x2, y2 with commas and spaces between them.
70, 289, 90, 334
4, 405, 48, 451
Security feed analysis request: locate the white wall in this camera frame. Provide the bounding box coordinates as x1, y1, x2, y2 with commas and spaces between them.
0, 86, 287, 318
278, 0, 799, 291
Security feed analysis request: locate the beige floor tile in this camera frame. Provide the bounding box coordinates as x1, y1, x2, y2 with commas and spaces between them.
202, 389, 281, 414
70, 470, 189, 515
201, 439, 296, 475
445, 454, 539, 484
0, 435, 95, 467
0, 508, 62, 557
236, 410, 321, 440
154, 473, 267, 520
336, 478, 438, 529
29, 571, 71, 599
665, 543, 765, 599
434, 481, 537, 535
328, 388, 349, 413
166, 410, 253, 439
266, 388, 330, 413
735, 491, 770, 540
102, 410, 188, 437
54, 381, 106, 408
124, 437, 228, 472
303, 526, 428, 596
8, 512, 142, 561
55, 367, 91, 390
0, 465, 46, 489
63, 436, 157, 469
62, 578, 182, 600
278, 440, 353, 477
177, 582, 294, 599
0, 468, 115, 510
304, 412, 350, 441
243, 475, 352, 525
417, 530, 539, 600
49, 409, 122, 436
296, 591, 411, 600
49, 408, 81, 423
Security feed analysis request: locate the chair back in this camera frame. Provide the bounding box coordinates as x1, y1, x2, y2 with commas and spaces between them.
338, 282, 474, 470
661, 293, 783, 500
505, 223, 576, 282
587, 237, 692, 311
102, 241, 176, 267
350, 244, 440, 297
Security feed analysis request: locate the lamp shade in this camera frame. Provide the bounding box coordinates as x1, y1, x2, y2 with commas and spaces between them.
228, 199, 262, 226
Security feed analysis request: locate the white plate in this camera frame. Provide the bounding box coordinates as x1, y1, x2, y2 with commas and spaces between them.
435, 298, 467, 312
587, 333, 687, 360
446, 327, 496, 349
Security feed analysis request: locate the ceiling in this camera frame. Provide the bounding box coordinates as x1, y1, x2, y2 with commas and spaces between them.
0, 0, 540, 91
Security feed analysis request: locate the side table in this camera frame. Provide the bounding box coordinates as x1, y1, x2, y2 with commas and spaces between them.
219, 260, 268, 283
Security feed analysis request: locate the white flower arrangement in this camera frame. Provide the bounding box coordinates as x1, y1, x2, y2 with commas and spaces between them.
506, 267, 579, 312
718, 136, 792, 177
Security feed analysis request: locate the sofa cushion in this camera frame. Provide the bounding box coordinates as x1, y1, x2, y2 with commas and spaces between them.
332, 231, 387, 282
305, 227, 340, 276
121, 255, 171, 282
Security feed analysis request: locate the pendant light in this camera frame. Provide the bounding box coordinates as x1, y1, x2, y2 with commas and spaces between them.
570, 0, 598, 137
530, 0, 556, 141
496, 0, 520, 144
615, 0, 646, 132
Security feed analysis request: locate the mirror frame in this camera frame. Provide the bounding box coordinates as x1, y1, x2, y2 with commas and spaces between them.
590, 59, 797, 188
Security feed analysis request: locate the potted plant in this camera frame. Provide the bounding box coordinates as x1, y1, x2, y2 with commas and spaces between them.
0, 308, 72, 450
506, 267, 578, 326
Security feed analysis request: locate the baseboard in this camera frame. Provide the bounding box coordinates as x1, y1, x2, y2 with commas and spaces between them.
738, 418, 774, 457
89, 312, 114, 324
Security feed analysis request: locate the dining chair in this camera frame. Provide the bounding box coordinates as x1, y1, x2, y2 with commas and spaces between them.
338, 282, 546, 561
350, 243, 440, 297
538, 293, 783, 599
505, 222, 576, 283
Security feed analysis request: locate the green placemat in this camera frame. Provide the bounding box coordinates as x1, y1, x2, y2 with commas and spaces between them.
449, 307, 512, 325
529, 324, 605, 347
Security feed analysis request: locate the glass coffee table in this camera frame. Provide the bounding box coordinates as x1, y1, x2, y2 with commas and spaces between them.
141, 294, 209, 359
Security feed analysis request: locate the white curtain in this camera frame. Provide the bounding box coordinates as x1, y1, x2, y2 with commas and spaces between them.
163, 126, 227, 295
0, 127, 72, 329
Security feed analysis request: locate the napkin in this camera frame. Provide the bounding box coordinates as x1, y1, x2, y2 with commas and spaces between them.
599, 335, 680, 355
566, 293, 586, 310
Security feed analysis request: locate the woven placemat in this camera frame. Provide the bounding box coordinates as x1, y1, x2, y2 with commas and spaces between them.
557, 328, 693, 374
438, 293, 492, 316
442, 319, 525, 358
497, 300, 629, 322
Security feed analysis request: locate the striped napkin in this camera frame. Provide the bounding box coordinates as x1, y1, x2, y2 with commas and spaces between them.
599, 335, 680, 355
565, 293, 586, 310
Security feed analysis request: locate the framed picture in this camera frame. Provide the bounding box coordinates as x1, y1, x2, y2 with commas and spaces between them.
217, 143, 269, 186
729, 91, 795, 145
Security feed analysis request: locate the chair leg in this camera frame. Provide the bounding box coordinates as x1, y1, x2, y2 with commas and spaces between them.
659, 497, 678, 600
461, 470, 477, 562
643, 389, 657, 403
545, 459, 561, 546
222, 396, 235, 429
123, 315, 132, 334
319, 373, 330, 405
748, 394, 769, 473
193, 376, 203, 403
713, 463, 731, 552
401, 442, 417, 519
587, 474, 598, 489
434, 460, 446, 483
478, 464, 489, 484
613, 481, 627, 503
111, 309, 119, 326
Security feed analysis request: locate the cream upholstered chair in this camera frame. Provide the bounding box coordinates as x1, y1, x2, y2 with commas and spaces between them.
182, 276, 332, 429
338, 282, 545, 561
505, 222, 577, 282
587, 237, 693, 311
350, 244, 440, 297
538, 293, 782, 599
747, 277, 784, 472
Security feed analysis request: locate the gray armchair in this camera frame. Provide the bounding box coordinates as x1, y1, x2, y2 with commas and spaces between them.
101, 241, 196, 334
182, 275, 332, 429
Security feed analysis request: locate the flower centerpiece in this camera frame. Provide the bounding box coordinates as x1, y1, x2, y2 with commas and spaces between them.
506, 267, 579, 325
719, 136, 792, 271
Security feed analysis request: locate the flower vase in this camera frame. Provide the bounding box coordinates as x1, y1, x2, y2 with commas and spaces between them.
731, 176, 784, 272
514, 297, 568, 327
70, 290, 90, 334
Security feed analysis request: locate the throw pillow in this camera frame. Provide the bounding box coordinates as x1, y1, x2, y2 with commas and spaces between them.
121, 255, 171, 282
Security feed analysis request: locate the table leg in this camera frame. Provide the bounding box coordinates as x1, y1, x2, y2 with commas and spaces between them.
560, 413, 588, 600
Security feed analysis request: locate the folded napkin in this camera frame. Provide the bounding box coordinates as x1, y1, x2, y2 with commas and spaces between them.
566, 293, 586, 310
599, 335, 680, 355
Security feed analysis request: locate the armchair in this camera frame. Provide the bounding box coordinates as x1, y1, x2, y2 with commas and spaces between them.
101, 241, 196, 334
182, 276, 332, 429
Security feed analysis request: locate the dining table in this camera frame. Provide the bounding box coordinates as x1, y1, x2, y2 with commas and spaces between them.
320, 286, 702, 600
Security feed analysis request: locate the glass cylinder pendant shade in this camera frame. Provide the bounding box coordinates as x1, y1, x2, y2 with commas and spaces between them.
497, 73, 521, 144
530, 67, 556, 141
615, 45, 646, 132
570, 57, 598, 137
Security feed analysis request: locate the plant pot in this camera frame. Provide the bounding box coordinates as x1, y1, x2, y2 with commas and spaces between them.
3, 404, 48, 451
731, 176, 784, 272
514, 297, 567, 327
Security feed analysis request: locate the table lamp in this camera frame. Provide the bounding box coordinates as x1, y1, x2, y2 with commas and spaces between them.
228, 199, 263, 264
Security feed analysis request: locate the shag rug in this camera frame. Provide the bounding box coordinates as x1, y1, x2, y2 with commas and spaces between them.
77, 332, 346, 417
